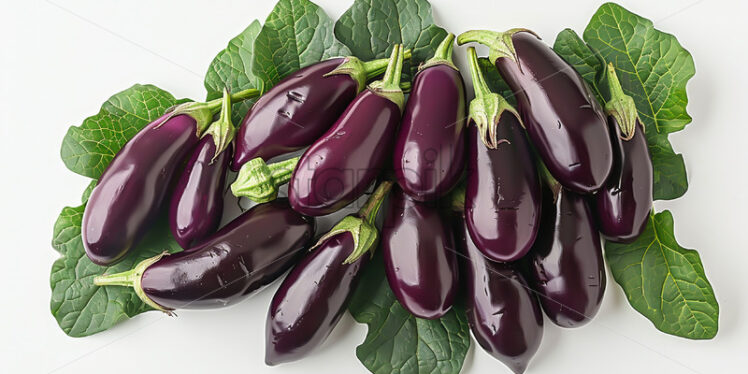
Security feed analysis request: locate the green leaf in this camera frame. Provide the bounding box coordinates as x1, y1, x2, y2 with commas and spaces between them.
348, 253, 470, 374
334, 0, 448, 82
81, 180, 96, 204
204, 20, 264, 124
477, 57, 516, 107
60, 84, 187, 179
252, 0, 351, 86
552, 28, 606, 103
605, 211, 719, 339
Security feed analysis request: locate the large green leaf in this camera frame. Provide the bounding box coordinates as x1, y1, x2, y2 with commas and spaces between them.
204, 20, 264, 123
605, 211, 719, 339
253, 0, 350, 86
334, 0, 447, 82
60, 84, 187, 179
348, 254, 470, 374
552, 29, 606, 103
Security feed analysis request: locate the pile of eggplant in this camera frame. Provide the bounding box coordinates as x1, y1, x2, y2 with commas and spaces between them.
88, 29, 653, 373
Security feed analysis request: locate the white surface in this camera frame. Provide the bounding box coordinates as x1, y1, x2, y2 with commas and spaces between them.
1, 0, 746, 373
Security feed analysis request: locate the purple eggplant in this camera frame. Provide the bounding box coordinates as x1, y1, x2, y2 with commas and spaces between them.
94, 199, 314, 310
232, 52, 410, 170
393, 33, 466, 201
381, 187, 458, 319
458, 29, 613, 194
266, 181, 392, 365
456, 214, 543, 374
593, 64, 653, 243
529, 179, 606, 328
288, 46, 405, 216
462, 47, 541, 263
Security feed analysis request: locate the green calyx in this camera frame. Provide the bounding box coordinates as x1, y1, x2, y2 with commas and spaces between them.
465, 47, 522, 149
368, 45, 406, 110
605, 63, 641, 140
420, 33, 458, 72
457, 28, 539, 69
160, 87, 260, 136
201, 89, 235, 160
230, 156, 299, 203
93, 252, 173, 314
325, 49, 413, 93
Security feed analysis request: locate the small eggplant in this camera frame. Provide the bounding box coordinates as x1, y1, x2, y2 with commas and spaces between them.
456, 214, 543, 374
83, 89, 260, 265
288, 46, 405, 216
232, 52, 410, 170
266, 181, 392, 365
381, 187, 458, 319
393, 33, 466, 201
94, 199, 315, 311
463, 47, 541, 262
593, 64, 653, 243
458, 29, 613, 194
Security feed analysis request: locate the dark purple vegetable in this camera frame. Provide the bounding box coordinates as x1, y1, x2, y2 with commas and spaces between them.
381, 187, 458, 319
232, 52, 410, 171
393, 33, 466, 201
288, 46, 405, 216
266, 181, 392, 365
94, 199, 315, 310
593, 64, 653, 243
463, 47, 541, 263
456, 214, 543, 374
529, 181, 606, 328
458, 29, 613, 194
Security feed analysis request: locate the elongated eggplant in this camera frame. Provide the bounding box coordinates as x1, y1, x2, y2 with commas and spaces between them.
456, 214, 543, 374
266, 181, 392, 365
393, 33, 466, 201
593, 64, 653, 243
463, 47, 541, 262
232, 52, 410, 171
288, 46, 405, 216
458, 29, 612, 194
381, 187, 458, 319
529, 181, 606, 328
94, 199, 314, 310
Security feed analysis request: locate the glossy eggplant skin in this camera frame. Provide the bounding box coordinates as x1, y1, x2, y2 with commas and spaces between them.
496, 32, 612, 194
141, 199, 315, 309
529, 187, 606, 328
288, 90, 401, 216
465, 115, 541, 263
593, 119, 653, 243
456, 215, 543, 374
82, 114, 200, 265
169, 136, 229, 249
393, 64, 466, 201
232, 58, 358, 170
266, 231, 368, 365
381, 188, 458, 319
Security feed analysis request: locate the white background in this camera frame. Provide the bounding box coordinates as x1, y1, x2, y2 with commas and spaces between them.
1, 0, 747, 373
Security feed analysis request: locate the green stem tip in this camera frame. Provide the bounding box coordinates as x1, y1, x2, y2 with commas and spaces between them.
201, 89, 235, 160
604, 62, 640, 140
93, 252, 172, 314
160, 87, 260, 135
326, 49, 413, 93
421, 33, 458, 72
457, 28, 538, 67
358, 180, 394, 225
231, 157, 300, 203
368, 45, 406, 110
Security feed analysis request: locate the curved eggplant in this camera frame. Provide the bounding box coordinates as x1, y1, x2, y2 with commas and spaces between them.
288, 46, 405, 216
94, 199, 315, 310
456, 215, 543, 374
393, 34, 466, 201
458, 29, 613, 194
381, 187, 458, 319
529, 187, 606, 328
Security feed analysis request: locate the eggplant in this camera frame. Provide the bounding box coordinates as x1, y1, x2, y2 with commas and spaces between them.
393, 33, 466, 201
593, 64, 653, 243
288, 46, 405, 216
94, 199, 315, 310
456, 214, 543, 374
529, 184, 606, 328
232, 52, 410, 170
463, 47, 541, 262
458, 29, 613, 194
381, 187, 458, 319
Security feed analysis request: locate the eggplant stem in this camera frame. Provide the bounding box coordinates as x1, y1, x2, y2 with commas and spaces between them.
466, 47, 491, 100
201, 89, 235, 161
604, 63, 640, 140
93, 252, 173, 314
420, 33, 458, 72
368, 45, 406, 109
358, 180, 394, 225
362, 48, 412, 79
231, 157, 300, 203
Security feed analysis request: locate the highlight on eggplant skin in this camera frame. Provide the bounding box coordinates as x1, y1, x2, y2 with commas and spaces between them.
381, 187, 458, 319
528, 187, 606, 328
456, 214, 543, 374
